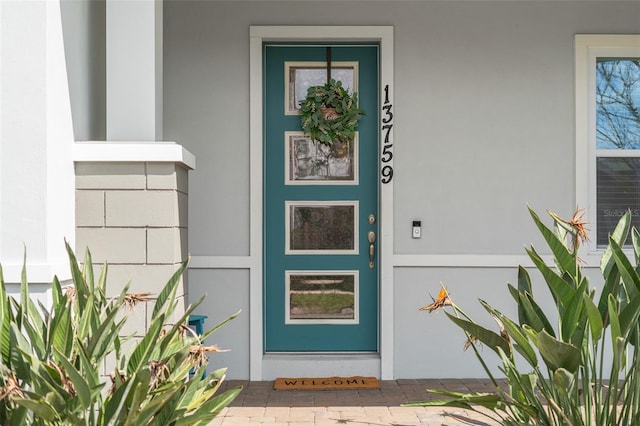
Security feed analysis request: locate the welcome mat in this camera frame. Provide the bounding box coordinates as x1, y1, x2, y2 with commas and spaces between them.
273, 376, 380, 391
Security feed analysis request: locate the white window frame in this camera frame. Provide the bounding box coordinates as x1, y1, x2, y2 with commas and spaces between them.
575, 35, 640, 253
285, 200, 359, 255
284, 131, 359, 185
285, 270, 360, 325
284, 61, 359, 115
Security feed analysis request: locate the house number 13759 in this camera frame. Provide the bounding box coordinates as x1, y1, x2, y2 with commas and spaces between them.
381, 84, 393, 184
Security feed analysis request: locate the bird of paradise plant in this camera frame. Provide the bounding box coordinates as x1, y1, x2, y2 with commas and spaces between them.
0, 242, 241, 425
407, 207, 640, 426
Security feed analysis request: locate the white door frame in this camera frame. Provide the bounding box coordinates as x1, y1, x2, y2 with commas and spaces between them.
249, 26, 394, 380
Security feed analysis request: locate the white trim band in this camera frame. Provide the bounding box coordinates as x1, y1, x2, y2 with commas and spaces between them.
74, 141, 196, 170
189, 253, 606, 270
2, 263, 71, 283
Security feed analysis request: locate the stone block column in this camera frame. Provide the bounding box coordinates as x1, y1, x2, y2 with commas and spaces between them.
74, 142, 195, 337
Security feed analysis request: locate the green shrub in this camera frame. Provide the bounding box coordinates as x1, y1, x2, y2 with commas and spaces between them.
0, 242, 241, 425
290, 293, 353, 314
408, 207, 640, 426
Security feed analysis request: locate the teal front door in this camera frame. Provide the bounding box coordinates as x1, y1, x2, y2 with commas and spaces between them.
264, 44, 379, 352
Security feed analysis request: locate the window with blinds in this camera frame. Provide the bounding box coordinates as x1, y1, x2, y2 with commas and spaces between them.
594, 58, 640, 247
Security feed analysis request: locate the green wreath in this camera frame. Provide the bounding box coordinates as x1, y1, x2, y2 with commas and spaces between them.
299, 79, 365, 145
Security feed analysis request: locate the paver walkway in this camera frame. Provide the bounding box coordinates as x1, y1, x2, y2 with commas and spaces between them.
210, 379, 504, 425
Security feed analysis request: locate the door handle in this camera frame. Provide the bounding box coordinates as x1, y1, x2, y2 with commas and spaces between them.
368, 231, 376, 269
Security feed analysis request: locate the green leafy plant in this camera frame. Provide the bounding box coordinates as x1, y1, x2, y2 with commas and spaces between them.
290, 293, 353, 314
299, 79, 365, 145
408, 207, 640, 426
0, 242, 241, 425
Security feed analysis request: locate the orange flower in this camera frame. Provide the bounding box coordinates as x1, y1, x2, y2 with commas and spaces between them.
548, 207, 589, 250
568, 208, 589, 245
122, 292, 154, 310
419, 284, 452, 313
463, 335, 480, 351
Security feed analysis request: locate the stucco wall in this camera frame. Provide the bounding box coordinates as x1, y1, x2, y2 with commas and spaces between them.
162, 1, 640, 258
60, 0, 106, 141
188, 269, 251, 378
60, 0, 640, 379
161, 1, 639, 379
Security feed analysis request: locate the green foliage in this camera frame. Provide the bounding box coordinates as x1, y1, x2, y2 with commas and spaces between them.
0, 242, 241, 425
299, 79, 365, 145
290, 293, 353, 314
410, 207, 640, 426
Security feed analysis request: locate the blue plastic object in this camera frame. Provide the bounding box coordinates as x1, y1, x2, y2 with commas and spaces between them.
188, 314, 208, 336
188, 315, 208, 378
